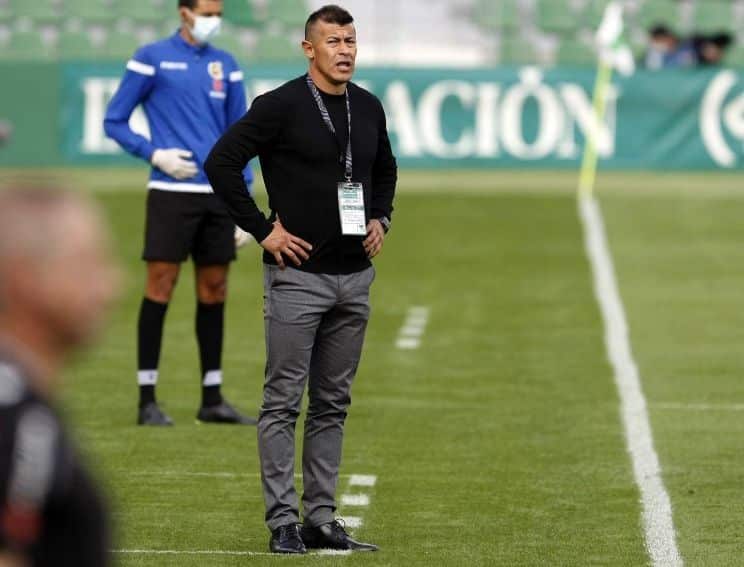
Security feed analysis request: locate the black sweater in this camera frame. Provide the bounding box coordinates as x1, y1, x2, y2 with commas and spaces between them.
205, 75, 397, 274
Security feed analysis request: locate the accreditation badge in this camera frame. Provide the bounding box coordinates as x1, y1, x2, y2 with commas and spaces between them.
337, 181, 367, 236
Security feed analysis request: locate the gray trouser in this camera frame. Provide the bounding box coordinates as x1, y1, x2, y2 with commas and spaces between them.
259, 264, 374, 531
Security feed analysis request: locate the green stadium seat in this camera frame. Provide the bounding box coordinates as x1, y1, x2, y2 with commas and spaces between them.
211, 25, 247, 58
266, 0, 306, 28
500, 36, 538, 65
223, 0, 262, 27
0, 3, 13, 21
10, 0, 61, 22
691, 1, 736, 34
252, 32, 301, 62
637, 0, 680, 30
584, 0, 612, 28
473, 0, 519, 31
160, 20, 179, 37
536, 0, 578, 34
0, 30, 55, 59
105, 30, 140, 60
116, 0, 168, 24
57, 29, 95, 59
472, 1, 499, 31
64, 0, 116, 23
557, 39, 596, 66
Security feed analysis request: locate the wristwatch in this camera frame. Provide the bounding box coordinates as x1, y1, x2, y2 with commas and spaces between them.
377, 216, 391, 234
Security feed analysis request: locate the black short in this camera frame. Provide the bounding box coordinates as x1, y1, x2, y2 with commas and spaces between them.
142, 189, 236, 265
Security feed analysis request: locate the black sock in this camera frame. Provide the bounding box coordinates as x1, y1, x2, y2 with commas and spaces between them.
196, 301, 225, 407
137, 298, 168, 408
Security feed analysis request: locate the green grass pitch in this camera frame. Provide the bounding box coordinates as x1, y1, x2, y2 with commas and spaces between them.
3, 168, 744, 565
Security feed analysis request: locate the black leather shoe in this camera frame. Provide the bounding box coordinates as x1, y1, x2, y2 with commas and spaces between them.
301, 520, 378, 552
137, 402, 173, 426
269, 524, 307, 554
196, 400, 257, 425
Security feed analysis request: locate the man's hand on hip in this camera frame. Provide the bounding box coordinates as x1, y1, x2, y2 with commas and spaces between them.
363, 219, 385, 258
151, 148, 198, 180
260, 219, 313, 269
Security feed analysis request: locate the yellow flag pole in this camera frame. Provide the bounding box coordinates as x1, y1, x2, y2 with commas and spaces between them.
578, 58, 614, 199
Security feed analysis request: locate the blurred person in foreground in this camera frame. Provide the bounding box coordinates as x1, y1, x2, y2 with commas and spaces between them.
205, 4, 396, 555
104, 0, 256, 426
0, 188, 120, 567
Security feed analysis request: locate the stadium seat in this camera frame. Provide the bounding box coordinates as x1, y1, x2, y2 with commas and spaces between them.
691, 1, 736, 34
116, 0, 168, 24
500, 36, 538, 65
557, 39, 596, 66
252, 32, 301, 62
10, 0, 61, 22
472, 0, 519, 31
584, 0, 612, 28
104, 29, 140, 60
57, 29, 96, 59
535, 0, 578, 34
64, 0, 116, 23
0, 29, 55, 59
266, 0, 306, 28
223, 0, 262, 27
0, 2, 12, 21
637, 0, 680, 30
211, 25, 248, 58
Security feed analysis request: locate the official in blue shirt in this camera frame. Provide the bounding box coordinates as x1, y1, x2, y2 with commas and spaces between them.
104, 0, 255, 426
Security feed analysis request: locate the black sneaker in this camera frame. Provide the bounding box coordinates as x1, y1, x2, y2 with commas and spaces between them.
196, 399, 257, 425
269, 524, 307, 554
137, 402, 173, 426
301, 520, 378, 552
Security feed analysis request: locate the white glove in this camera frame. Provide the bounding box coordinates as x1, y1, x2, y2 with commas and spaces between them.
234, 226, 254, 248
151, 148, 198, 180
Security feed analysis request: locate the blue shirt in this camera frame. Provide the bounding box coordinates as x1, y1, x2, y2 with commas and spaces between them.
104, 31, 253, 193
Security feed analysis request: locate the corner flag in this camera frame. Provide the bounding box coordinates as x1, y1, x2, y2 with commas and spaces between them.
578, 1, 635, 198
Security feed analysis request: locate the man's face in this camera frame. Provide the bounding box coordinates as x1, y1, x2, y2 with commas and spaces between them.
181, 0, 223, 26
651, 34, 676, 53
303, 21, 357, 86
702, 43, 724, 64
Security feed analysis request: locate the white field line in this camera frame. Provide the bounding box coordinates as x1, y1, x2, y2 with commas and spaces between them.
112, 549, 351, 556
338, 474, 376, 532
340, 494, 370, 507
579, 196, 683, 567
122, 471, 369, 479
348, 474, 377, 487
111, 549, 272, 557
119, 471, 375, 535
653, 402, 744, 411
396, 306, 430, 350
342, 516, 363, 529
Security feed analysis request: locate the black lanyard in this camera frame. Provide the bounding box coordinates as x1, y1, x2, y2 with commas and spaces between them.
306, 74, 353, 181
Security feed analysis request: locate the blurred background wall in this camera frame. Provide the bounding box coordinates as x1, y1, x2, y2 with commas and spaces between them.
1, 0, 744, 170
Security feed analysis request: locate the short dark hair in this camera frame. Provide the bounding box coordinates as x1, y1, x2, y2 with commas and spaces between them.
649, 24, 674, 39
305, 5, 354, 39
178, 0, 198, 9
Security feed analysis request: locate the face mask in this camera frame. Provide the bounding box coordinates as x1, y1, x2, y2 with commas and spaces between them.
189, 14, 221, 44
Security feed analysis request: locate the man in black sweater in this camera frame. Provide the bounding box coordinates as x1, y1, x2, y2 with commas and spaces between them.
205, 4, 396, 555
